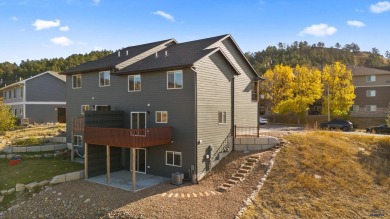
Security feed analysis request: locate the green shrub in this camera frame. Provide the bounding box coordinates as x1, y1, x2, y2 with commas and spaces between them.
13, 137, 43, 146
0, 103, 16, 134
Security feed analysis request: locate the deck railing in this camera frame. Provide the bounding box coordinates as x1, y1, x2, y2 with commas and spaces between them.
234, 126, 260, 138
84, 126, 173, 148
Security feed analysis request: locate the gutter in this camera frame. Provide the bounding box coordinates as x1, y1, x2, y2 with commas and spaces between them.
191, 67, 198, 182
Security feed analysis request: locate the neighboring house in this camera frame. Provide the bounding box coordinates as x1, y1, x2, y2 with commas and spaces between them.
61, 34, 261, 182
351, 66, 390, 117
0, 71, 66, 124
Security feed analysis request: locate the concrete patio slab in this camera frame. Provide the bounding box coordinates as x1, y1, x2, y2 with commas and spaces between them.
87, 170, 170, 192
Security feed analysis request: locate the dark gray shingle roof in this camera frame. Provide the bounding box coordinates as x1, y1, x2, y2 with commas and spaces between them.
113, 34, 229, 74
61, 39, 174, 74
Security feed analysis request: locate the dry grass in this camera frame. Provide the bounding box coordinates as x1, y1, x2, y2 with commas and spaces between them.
242, 131, 390, 218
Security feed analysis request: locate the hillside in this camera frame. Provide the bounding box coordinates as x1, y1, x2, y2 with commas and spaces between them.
242, 131, 390, 218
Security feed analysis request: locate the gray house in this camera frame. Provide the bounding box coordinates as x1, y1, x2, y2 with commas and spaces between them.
0, 71, 66, 124
61, 34, 260, 183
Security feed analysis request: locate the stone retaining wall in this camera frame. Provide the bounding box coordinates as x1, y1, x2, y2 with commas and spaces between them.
2, 144, 67, 154
234, 137, 279, 151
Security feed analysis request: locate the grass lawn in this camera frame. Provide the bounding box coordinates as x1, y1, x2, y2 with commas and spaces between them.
242, 131, 390, 218
0, 158, 83, 191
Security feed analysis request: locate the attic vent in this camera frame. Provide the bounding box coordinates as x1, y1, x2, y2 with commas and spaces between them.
165, 51, 168, 56
126, 50, 128, 56
155, 52, 158, 58
118, 51, 121, 57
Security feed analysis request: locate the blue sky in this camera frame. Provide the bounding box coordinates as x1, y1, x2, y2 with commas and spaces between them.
1, 0, 389, 64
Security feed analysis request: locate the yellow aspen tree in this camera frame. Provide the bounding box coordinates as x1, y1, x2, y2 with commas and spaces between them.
321, 61, 355, 116
263, 64, 294, 115
281, 65, 323, 117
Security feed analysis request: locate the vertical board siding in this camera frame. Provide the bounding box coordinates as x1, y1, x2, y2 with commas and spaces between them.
195, 52, 234, 179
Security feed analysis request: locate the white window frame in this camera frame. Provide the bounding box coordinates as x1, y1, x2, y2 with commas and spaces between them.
81, 105, 90, 115
72, 74, 82, 89
365, 105, 377, 112
366, 75, 376, 82
73, 135, 83, 147
99, 71, 110, 87
366, 90, 376, 97
128, 75, 141, 92
218, 111, 227, 124
167, 70, 183, 89
166, 151, 182, 167
156, 111, 168, 123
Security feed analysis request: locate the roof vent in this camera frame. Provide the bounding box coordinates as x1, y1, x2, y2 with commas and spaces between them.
126, 50, 128, 56
165, 51, 168, 56
118, 51, 121, 57
155, 52, 158, 58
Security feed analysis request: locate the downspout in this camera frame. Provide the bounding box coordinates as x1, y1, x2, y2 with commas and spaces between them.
191, 67, 198, 183
231, 76, 235, 151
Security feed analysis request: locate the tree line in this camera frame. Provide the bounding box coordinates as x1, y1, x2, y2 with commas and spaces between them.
0, 50, 112, 87
245, 41, 389, 74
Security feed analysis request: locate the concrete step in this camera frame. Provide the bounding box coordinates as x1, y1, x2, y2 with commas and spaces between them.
231, 176, 242, 181
234, 173, 245, 177
227, 179, 239, 184
247, 158, 258, 163
242, 165, 252, 170
238, 169, 249, 174
223, 183, 234, 188
217, 186, 228, 192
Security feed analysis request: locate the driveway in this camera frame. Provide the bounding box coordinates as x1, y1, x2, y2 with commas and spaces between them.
259, 124, 305, 133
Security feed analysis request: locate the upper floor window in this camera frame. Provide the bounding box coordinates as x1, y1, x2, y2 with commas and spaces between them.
19, 107, 23, 116
72, 74, 82, 89
81, 105, 91, 114
252, 81, 259, 102
218, 111, 227, 124
128, 75, 141, 92
167, 70, 183, 89
20, 86, 23, 98
13, 88, 16, 98
365, 105, 376, 112
156, 111, 168, 123
99, 71, 110, 87
366, 90, 376, 97
366, 75, 376, 82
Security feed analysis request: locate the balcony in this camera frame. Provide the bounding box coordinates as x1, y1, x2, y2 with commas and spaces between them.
84, 126, 173, 148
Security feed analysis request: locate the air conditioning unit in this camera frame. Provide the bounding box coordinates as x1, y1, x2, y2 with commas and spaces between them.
171, 172, 184, 185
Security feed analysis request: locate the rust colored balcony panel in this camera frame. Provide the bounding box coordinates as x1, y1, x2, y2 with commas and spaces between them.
84, 126, 173, 148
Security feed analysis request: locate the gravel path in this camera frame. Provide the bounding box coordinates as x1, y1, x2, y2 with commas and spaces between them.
2, 150, 274, 219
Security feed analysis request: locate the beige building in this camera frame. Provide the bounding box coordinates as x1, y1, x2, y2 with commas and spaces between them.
351, 66, 390, 117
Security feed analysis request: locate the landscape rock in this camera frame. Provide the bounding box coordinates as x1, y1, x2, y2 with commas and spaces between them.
7, 188, 15, 194
1, 190, 7, 195
50, 174, 66, 184
15, 183, 26, 192
0, 196, 4, 203
25, 182, 39, 190
38, 180, 49, 187
84, 198, 90, 203
314, 174, 322, 179
0, 155, 6, 159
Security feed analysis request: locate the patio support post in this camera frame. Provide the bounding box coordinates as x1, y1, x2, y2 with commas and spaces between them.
106, 145, 110, 184
131, 148, 136, 191
85, 143, 88, 179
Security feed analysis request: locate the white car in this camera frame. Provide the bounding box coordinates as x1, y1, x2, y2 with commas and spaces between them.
259, 117, 269, 125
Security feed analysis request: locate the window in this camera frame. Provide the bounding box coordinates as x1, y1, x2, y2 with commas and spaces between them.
8, 90, 10, 99
95, 105, 111, 111
81, 105, 90, 114
167, 70, 183, 89
99, 71, 110, 87
218, 111, 227, 124
251, 81, 259, 102
72, 74, 82, 89
365, 105, 377, 112
156, 111, 168, 123
366, 90, 376, 97
73, 135, 83, 147
166, 151, 181, 167
128, 75, 141, 92
14, 108, 17, 116
351, 105, 359, 112
20, 86, 23, 98
366, 75, 376, 82
19, 107, 23, 116
13, 88, 16, 98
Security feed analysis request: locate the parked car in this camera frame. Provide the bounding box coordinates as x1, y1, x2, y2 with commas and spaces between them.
259, 117, 269, 125
366, 124, 390, 134
319, 119, 353, 131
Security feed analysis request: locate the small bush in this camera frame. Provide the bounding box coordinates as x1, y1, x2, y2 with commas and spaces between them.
13, 137, 43, 146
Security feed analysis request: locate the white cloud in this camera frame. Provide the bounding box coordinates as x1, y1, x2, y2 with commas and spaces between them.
370, 1, 390, 13
10, 16, 18, 21
32, 19, 60, 30
347, 20, 366, 27
153, 11, 175, 22
59, 26, 69, 32
299, 24, 337, 37
77, 41, 88, 45
92, 0, 100, 5
50, 36, 74, 46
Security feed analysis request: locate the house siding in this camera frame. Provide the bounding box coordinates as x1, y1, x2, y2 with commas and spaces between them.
2, 85, 23, 104
25, 104, 64, 123
195, 52, 235, 179
26, 73, 66, 102
66, 68, 196, 178
210, 37, 258, 127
